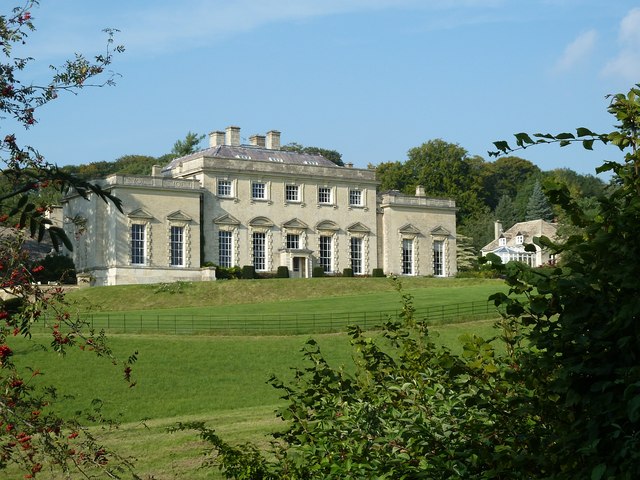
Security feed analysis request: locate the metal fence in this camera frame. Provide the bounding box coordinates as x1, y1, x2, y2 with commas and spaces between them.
64, 300, 498, 336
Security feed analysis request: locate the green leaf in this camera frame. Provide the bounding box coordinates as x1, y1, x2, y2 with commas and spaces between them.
492, 140, 511, 153
533, 132, 555, 139
515, 132, 534, 147
627, 395, 640, 422
555, 132, 576, 140
576, 127, 595, 137
582, 139, 594, 150
591, 463, 607, 480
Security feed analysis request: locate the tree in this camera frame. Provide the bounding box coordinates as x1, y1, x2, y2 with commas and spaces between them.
525, 180, 554, 221
487, 83, 640, 478
281, 142, 344, 166
493, 194, 519, 230
0, 3, 136, 477
404, 139, 485, 219
171, 131, 204, 157
373, 160, 411, 192
455, 234, 479, 271
479, 155, 540, 209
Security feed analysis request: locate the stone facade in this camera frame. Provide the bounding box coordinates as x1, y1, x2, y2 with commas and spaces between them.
62, 127, 458, 286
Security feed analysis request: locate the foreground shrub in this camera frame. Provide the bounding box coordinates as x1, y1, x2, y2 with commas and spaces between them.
311, 266, 324, 278
342, 268, 353, 277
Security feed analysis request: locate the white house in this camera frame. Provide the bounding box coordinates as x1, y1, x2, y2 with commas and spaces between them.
62, 126, 458, 286
481, 219, 558, 267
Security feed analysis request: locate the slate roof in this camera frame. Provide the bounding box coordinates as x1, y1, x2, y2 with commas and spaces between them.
0, 227, 54, 261
481, 219, 558, 252
163, 145, 337, 172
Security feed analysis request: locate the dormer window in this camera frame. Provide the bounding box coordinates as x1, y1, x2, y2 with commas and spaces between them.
515, 234, 524, 245
498, 236, 506, 247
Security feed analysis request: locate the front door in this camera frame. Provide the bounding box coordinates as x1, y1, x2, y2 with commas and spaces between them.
292, 257, 306, 278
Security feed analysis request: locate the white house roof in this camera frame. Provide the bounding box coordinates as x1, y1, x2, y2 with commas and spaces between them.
481, 219, 558, 253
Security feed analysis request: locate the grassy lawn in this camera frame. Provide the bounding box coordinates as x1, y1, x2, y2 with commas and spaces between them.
11, 318, 501, 479
57, 277, 508, 335
65, 277, 507, 315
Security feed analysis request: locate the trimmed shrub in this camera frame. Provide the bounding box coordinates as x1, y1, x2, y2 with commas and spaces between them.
215, 265, 242, 280
342, 268, 354, 277
31, 254, 76, 284
241, 265, 256, 280
371, 268, 385, 277
276, 266, 290, 278
312, 266, 325, 278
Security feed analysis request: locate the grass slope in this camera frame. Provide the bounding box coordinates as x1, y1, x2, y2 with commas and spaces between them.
12, 319, 500, 479
6, 278, 508, 478
65, 277, 506, 316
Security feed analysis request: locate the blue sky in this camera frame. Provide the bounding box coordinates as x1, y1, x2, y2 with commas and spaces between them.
15, 0, 640, 177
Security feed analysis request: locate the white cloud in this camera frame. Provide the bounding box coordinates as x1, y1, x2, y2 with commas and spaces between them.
26, 0, 506, 59
552, 29, 598, 74
602, 7, 640, 80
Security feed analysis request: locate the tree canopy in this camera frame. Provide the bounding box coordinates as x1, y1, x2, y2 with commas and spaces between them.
0, 2, 136, 477
281, 142, 345, 166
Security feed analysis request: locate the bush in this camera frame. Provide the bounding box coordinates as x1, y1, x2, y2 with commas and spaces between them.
342, 268, 353, 277
215, 265, 242, 280
241, 265, 256, 280
371, 268, 385, 277
276, 266, 289, 278
31, 254, 76, 284
312, 266, 324, 278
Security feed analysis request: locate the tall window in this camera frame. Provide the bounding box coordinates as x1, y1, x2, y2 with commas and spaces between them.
350, 237, 363, 275
402, 239, 414, 275
319, 235, 332, 273
318, 187, 332, 204
131, 224, 145, 265
253, 232, 266, 270
433, 240, 444, 276
285, 184, 300, 202
349, 189, 363, 206
218, 230, 233, 267
217, 179, 232, 197
170, 226, 184, 267
252, 182, 266, 200
286, 234, 300, 249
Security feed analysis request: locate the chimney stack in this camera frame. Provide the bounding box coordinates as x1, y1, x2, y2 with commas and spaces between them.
249, 134, 266, 148
209, 131, 225, 147
225, 126, 241, 146
151, 165, 163, 177
415, 185, 426, 197
266, 130, 281, 150
494, 220, 503, 240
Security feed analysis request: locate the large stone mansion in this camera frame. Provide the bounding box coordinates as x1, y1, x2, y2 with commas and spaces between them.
62, 126, 458, 286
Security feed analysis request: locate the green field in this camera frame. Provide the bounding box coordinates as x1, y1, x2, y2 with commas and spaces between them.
8, 278, 508, 479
